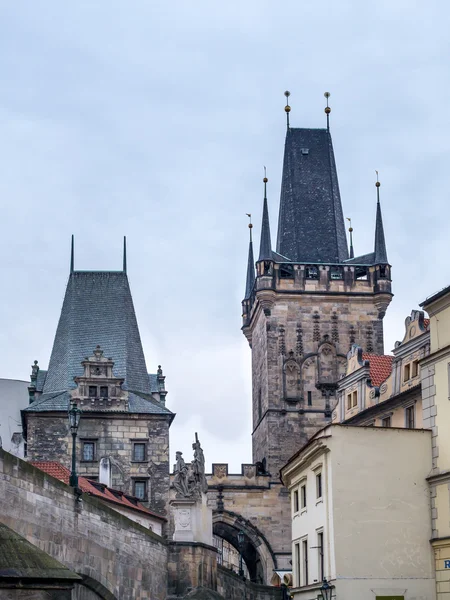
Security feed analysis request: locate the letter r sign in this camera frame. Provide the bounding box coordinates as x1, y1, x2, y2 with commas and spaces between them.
445, 560, 450, 569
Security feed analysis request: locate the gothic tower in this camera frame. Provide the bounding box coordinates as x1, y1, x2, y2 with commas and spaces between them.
242, 98, 392, 476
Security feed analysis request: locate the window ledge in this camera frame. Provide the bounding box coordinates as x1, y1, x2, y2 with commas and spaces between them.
316, 497, 323, 505
131, 460, 149, 464
300, 507, 307, 515
80, 460, 98, 463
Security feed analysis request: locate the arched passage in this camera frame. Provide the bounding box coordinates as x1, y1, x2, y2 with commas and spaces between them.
212, 511, 276, 585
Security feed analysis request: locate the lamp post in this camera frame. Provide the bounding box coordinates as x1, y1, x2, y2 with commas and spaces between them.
237, 530, 245, 577
319, 578, 332, 600
68, 400, 82, 488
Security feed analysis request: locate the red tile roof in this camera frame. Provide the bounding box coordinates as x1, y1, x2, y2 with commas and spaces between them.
31, 461, 166, 521
362, 353, 393, 387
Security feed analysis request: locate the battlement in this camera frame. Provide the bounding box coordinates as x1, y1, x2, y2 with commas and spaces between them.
242, 261, 392, 329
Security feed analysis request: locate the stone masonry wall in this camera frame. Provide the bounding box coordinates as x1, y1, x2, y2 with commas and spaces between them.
217, 566, 282, 600
167, 542, 218, 598
252, 295, 383, 474
26, 413, 170, 515
0, 449, 167, 600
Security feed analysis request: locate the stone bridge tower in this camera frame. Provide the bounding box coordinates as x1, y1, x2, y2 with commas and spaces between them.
242, 99, 392, 476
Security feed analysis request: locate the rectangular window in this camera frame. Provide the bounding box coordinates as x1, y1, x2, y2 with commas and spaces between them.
293, 490, 299, 513
302, 538, 308, 586
88, 385, 97, 398
295, 543, 300, 587
133, 480, 147, 500
99, 385, 108, 398
82, 441, 96, 461
301, 484, 306, 509
133, 442, 147, 462
347, 393, 352, 410
381, 416, 391, 428
405, 405, 415, 429
412, 360, 419, 378
316, 472, 322, 499
352, 391, 358, 407
318, 531, 324, 582
307, 391, 312, 406
404, 364, 411, 382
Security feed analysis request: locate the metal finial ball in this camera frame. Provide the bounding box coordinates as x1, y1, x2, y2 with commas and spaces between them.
375, 181, 381, 187
248, 223, 253, 229
263, 177, 268, 183
324, 92, 331, 98
325, 107, 331, 114
284, 91, 291, 98
285, 105, 291, 113
349, 227, 353, 232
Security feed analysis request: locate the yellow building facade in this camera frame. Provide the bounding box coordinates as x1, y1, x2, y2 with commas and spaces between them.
420, 286, 450, 600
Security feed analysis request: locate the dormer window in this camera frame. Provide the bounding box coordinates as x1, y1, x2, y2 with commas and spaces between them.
305, 266, 319, 279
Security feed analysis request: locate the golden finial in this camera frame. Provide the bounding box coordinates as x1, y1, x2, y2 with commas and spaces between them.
284, 91, 291, 129
324, 92, 331, 130
246, 213, 253, 241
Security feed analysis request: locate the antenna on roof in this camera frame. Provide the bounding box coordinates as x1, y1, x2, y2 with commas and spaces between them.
284, 91, 291, 130
70, 235, 74, 273
123, 236, 127, 273
375, 170, 381, 202
324, 92, 331, 131
346, 218, 354, 259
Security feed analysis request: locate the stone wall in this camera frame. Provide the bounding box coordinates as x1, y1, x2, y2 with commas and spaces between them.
0, 449, 167, 600
25, 413, 171, 514
0, 593, 71, 599
167, 542, 218, 598
217, 566, 282, 600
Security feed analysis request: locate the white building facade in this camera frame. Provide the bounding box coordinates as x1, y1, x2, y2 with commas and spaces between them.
281, 424, 435, 600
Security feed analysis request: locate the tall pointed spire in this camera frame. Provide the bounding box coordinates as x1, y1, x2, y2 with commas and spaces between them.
123, 236, 127, 273
70, 235, 74, 273
374, 173, 388, 264
244, 215, 256, 298
259, 170, 273, 261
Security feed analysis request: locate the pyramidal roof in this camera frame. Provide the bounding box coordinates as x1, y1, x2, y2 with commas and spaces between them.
276, 128, 348, 263
43, 271, 151, 395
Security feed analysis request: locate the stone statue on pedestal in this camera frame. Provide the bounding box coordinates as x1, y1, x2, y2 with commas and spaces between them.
173, 451, 192, 498
192, 432, 208, 494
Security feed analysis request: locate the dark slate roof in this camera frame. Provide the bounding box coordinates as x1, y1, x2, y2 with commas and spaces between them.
36, 369, 47, 392
43, 271, 150, 395
148, 373, 159, 393
276, 128, 349, 263
258, 193, 273, 261
0, 522, 81, 582
344, 252, 375, 265
244, 239, 255, 298
23, 390, 173, 416
420, 284, 450, 308
374, 198, 388, 264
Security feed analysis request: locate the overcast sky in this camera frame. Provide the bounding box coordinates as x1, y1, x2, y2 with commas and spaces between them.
0, 1, 449, 471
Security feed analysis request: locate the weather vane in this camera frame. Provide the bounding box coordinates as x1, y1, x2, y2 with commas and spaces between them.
324, 92, 331, 131
284, 91, 291, 130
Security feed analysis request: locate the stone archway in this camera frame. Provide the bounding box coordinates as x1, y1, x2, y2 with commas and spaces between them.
212, 511, 276, 584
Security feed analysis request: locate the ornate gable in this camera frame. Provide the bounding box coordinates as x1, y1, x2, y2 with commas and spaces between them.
71, 346, 128, 411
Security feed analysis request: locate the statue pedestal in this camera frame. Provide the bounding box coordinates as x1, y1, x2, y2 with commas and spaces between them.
170, 493, 212, 545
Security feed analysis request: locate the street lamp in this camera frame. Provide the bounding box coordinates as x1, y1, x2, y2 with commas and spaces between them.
237, 530, 245, 577
319, 578, 332, 600
68, 400, 82, 488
